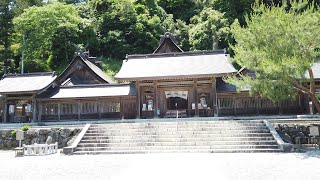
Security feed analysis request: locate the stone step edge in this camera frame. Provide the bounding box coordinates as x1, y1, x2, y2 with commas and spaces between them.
75, 144, 280, 149
89, 124, 267, 128
73, 149, 282, 154
77, 141, 278, 145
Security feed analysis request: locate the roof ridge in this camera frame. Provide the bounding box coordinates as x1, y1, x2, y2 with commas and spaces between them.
59, 83, 133, 89
127, 50, 227, 60
3, 72, 56, 78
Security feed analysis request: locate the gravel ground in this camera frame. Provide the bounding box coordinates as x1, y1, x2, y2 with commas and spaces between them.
0, 150, 320, 180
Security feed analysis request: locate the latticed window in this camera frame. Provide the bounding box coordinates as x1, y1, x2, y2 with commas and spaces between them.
61, 103, 78, 114
101, 102, 120, 112
42, 103, 58, 115
81, 102, 98, 114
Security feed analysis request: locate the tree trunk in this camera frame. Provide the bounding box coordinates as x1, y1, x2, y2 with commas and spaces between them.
290, 69, 320, 114
309, 93, 320, 114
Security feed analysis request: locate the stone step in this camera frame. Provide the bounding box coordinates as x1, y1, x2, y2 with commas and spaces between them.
82, 133, 274, 139
75, 144, 279, 151
73, 148, 282, 155
73, 120, 282, 154
85, 129, 270, 135
90, 120, 265, 125
80, 136, 276, 143
90, 123, 267, 129
87, 126, 269, 132
77, 141, 278, 147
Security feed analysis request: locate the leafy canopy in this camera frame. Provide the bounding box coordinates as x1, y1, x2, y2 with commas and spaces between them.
13, 2, 82, 72
227, 0, 320, 102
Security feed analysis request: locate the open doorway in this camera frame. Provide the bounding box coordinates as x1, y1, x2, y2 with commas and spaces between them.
165, 91, 188, 110
167, 97, 188, 110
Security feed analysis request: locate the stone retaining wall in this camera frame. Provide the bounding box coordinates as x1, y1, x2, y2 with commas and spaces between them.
272, 122, 320, 144
0, 127, 81, 149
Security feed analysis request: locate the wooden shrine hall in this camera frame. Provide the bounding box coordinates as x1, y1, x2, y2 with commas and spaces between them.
0, 32, 308, 123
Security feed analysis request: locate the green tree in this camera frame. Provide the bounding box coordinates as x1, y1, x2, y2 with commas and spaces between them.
188, 7, 230, 50
91, 0, 170, 59
13, 2, 83, 72
227, 0, 320, 112
0, 0, 15, 75
158, 0, 200, 22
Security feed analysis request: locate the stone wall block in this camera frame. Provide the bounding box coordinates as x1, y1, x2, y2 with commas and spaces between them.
60, 128, 72, 138
0, 127, 82, 150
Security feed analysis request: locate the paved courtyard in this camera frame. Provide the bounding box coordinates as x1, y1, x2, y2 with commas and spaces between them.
0, 150, 320, 180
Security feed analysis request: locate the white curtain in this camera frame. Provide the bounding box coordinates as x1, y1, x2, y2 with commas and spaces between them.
165, 91, 188, 100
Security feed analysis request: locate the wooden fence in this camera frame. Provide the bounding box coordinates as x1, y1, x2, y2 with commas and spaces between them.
217, 96, 304, 116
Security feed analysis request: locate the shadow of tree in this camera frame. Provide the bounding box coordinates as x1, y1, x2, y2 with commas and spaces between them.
298, 150, 320, 159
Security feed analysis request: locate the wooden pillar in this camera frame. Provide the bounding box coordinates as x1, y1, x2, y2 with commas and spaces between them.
38, 101, 42, 122
58, 102, 61, 121
256, 96, 260, 115
154, 81, 158, 118
233, 96, 237, 116
193, 79, 198, 116
32, 96, 37, 123
78, 100, 81, 121
136, 81, 141, 119
212, 78, 217, 116
120, 97, 123, 119
3, 95, 8, 123
98, 99, 102, 119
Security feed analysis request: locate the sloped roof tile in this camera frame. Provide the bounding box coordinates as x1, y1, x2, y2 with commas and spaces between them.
0, 72, 57, 94
115, 51, 237, 81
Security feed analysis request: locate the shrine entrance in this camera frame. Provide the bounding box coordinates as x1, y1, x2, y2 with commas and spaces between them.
165, 91, 188, 118
7, 99, 33, 123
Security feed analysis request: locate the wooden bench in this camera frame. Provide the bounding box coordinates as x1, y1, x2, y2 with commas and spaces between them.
23, 142, 58, 156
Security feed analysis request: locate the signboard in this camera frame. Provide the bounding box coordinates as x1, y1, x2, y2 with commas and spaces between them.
16, 130, 24, 140
310, 126, 320, 137
9, 105, 15, 114
26, 104, 32, 113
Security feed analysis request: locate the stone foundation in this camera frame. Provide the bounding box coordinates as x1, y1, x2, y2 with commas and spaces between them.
0, 127, 81, 149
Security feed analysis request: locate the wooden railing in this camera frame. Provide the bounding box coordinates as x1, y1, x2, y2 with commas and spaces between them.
218, 96, 303, 115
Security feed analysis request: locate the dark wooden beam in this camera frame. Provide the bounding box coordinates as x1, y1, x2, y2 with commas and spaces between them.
120, 97, 123, 119
3, 95, 8, 123
32, 95, 37, 123
38, 102, 42, 122
193, 79, 198, 116
98, 99, 101, 119
78, 100, 81, 121
136, 81, 141, 119
154, 81, 158, 118
58, 101, 61, 121
212, 78, 217, 116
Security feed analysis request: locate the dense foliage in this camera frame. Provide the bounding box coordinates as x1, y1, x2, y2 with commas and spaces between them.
226, 0, 320, 112
1, 0, 259, 75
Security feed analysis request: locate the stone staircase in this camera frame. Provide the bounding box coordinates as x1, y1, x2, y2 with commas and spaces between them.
73, 120, 282, 154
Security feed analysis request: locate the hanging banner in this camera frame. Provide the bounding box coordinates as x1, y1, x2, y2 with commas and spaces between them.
9, 105, 15, 114
165, 91, 188, 100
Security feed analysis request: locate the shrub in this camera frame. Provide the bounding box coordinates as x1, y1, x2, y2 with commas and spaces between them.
21, 125, 30, 132
11, 130, 17, 137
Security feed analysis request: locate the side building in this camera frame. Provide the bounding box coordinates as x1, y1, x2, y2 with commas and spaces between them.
0, 53, 136, 123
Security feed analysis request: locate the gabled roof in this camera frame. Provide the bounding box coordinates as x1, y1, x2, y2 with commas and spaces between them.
0, 72, 57, 94
216, 78, 249, 93
153, 32, 183, 54
115, 50, 237, 81
36, 84, 136, 99
57, 53, 114, 85
305, 63, 320, 80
